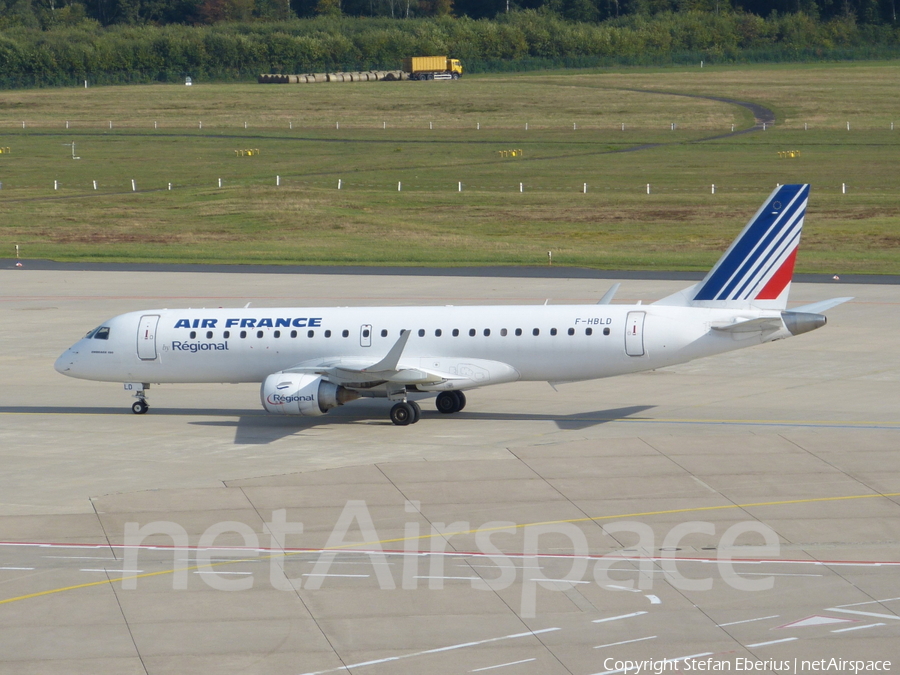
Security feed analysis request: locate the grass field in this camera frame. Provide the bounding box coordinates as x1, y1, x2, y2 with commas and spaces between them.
1, 61, 899, 273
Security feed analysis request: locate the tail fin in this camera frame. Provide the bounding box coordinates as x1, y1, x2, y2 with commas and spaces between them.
655, 184, 809, 310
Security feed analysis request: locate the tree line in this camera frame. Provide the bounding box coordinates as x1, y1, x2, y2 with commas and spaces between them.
1, 0, 898, 29
0, 10, 897, 88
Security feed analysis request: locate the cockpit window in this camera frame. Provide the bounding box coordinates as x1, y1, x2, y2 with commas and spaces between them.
84, 328, 98, 338
93, 326, 111, 340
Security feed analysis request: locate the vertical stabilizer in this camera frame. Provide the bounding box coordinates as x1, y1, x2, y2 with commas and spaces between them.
654, 184, 809, 310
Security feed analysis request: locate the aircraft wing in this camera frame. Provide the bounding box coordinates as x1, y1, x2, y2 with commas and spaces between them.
282, 330, 467, 388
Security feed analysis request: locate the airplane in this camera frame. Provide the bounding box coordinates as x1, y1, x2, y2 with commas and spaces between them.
55, 184, 851, 426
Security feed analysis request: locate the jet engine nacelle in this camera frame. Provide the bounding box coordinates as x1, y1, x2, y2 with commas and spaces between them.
261, 372, 358, 416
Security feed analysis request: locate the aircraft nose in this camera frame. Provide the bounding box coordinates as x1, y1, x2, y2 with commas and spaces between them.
55, 348, 76, 375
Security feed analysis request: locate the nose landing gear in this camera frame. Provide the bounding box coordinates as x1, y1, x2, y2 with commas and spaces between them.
125, 382, 150, 414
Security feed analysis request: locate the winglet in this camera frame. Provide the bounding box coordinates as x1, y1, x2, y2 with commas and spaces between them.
597, 283, 620, 305
363, 329, 411, 372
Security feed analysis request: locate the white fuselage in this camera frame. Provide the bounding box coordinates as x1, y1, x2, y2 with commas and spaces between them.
55, 303, 788, 389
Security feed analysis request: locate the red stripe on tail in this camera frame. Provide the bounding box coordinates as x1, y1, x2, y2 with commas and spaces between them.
756, 248, 798, 300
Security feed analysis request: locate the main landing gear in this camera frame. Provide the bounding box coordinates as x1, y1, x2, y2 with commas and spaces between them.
390, 400, 421, 426
435, 390, 466, 414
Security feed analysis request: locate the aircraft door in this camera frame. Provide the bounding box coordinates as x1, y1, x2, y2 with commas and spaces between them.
360, 324, 372, 347
625, 311, 645, 357
137, 315, 160, 360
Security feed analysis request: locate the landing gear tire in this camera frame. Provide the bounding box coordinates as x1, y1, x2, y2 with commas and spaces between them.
132, 399, 149, 415
390, 401, 415, 426
435, 391, 466, 414
409, 401, 421, 423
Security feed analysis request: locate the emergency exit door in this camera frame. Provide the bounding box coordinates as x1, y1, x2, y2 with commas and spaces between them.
625, 311, 645, 357
137, 315, 160, 360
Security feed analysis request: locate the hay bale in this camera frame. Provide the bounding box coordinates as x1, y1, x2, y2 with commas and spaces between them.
288, 75, 299, 84
348, 73, 359, 82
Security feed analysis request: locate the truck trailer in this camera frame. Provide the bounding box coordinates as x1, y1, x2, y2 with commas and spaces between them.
402, 56, 463, 80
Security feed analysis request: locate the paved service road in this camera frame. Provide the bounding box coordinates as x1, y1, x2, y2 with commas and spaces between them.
0, 269, 898, 674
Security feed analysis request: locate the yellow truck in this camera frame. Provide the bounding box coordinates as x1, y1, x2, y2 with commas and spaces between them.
402, 56, 463, 81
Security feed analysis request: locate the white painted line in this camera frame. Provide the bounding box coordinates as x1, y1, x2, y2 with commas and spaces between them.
645, 595, 662, 604
302, 574, 370, 578
80, 569, 143, 573
298, 627, 561, 675
43, 556, 118, 560
308, 561, 394, 566
415, 575, 480, 581
718, 615, 780, 627
593, 611, 648, 623
591, 652, 713, 675
594, 636, 657, 649
740, 573, 822, 577
746, 637, 798, 648
835, 596, 900, 608
603, 585, 642, 593
460, 564, 543, 569
194, 571, 252, 575
827, 608, 900, 621
0, 567, 35, 570
529, 578, 591, 584
832, 623, 885, 633
471, 658, 537, 672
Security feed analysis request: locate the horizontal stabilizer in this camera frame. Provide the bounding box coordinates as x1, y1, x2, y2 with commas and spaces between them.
711, 316, 783, 333
790, 297, 853, 314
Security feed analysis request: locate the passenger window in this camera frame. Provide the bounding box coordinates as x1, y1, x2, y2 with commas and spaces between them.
435, 329, 442, 337
189, 331, 196, 339
207, 331, 213, 339
274, 330, 280, 338
515, 328, 522, 336
94, 327, 110, 340
224, 331, 230, 339
325, 330, 332, 338
342, 329, 349, 338
484, 328, 491, 337
568, 327, 575, 336
418, 329, 425, 337
500, 328, 507, 336
532, 328, 540, 336
603, 327, 610, 336
363, 329, 370, 338
586, 327, 593, 336
257, 330, 264, 338
290, 330, 297, 338
381, 329, 388, 337
468, 329, 476, 337
452, 329, 459, 337
240, 330, 247, 338
550, 328, 557, 336
308, 330, 314, 338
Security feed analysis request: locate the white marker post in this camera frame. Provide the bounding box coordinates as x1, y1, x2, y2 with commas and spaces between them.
477, 122, 480, 130
646, 183, 651, 195
276, 175, 280, 186
458, 181, 462, 192
66, 121, 69, 129
711, 184, 716, 194
429, 121, 433, 130
338, 179, 342, 190
519, 183, 523, 193
218, 178, 222, 188
168, 183, 172, 190
131, 179, 136, 192
583, 183, 587, 194
398, 181, 402, 191
842, 183, 846, 194
93, 180, 97, 190
54, 180, 58, 190
199, 121, 202, 129
847, 122, 850, 131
